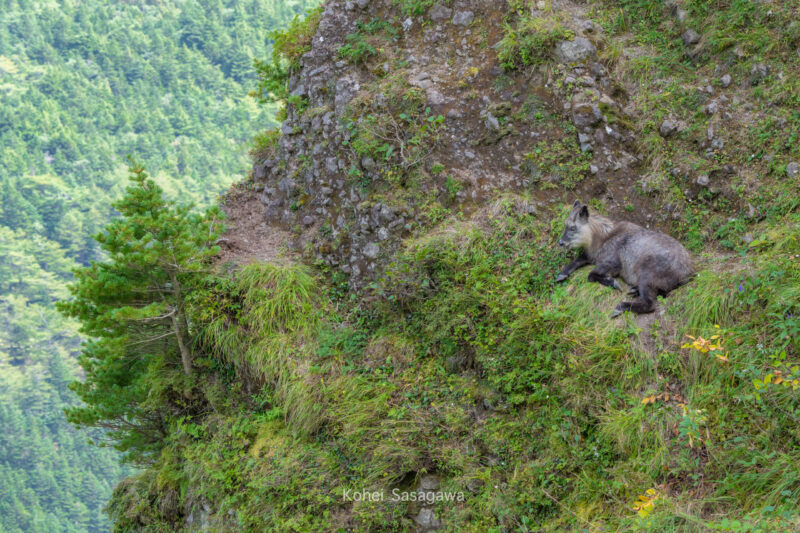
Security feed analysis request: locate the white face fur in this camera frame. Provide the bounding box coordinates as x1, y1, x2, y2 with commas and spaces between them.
558, 203, 592, 249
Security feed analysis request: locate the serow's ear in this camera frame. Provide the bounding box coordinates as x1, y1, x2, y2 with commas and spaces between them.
578, 205, 589, 221
573, 199, 581, 209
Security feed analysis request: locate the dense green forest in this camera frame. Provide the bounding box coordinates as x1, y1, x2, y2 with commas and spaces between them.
0, 1, 314, 531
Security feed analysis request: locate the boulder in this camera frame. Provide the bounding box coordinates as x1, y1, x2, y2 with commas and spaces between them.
414, 508, 442, 530
553, 37, 597, 64
750, 63, 769, 86
466, 478, 484, 493
485, 112, 500, 131
787, 161, 800, 179
579, 20, 595, 34
410, 71, 431, 89
681, 29, 701, 46
419, 475, 440, 491
363, 242, 379, 259
254, 163, 270, 181
325, 157, 339, 174
572, 103, 603, 129
659, 119, 680, 138
452, 11, 474, 26
426, 88, 447, 106
361, 157, 376, 171
578, 132, 593, 152
334, 77, 360, 115
429, 5, 452, 22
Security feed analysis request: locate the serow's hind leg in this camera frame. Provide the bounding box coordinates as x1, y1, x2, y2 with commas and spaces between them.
612, 282, 657, 318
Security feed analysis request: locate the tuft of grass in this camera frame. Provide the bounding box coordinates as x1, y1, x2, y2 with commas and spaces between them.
676, 268, 739, 331
498, 14, 574, 70
251, 6, 323, 105
393, 0, 448, 17
338, 32, 377, 64
249, 127, 281, 163
235, 263, 320, 336
269, 5, 323, 69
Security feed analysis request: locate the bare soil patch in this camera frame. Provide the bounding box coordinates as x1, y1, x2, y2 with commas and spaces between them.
217, 184, 296, 266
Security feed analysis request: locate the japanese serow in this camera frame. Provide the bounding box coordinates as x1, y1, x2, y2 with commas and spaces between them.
556, 201, 693, 317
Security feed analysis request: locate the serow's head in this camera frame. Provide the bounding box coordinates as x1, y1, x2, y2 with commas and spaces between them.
558, 200, 590, 249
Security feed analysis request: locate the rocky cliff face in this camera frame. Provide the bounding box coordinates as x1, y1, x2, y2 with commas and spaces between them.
250, 0, 644, 284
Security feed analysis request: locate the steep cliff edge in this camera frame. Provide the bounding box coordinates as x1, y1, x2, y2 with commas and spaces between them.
110, 1, 800, 531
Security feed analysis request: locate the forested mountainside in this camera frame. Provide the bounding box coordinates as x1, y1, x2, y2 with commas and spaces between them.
41, 0, 800, 531
0, 1, 315, 532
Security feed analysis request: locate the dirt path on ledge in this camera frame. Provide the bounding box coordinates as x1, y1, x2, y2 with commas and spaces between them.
216, 184, 296, 266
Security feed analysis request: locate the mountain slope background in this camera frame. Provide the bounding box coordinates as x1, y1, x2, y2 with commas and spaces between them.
0, 1, 315, 531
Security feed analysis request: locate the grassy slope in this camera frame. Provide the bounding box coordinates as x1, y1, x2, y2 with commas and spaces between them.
109, 1, 800, 531
111, 208, 800, 532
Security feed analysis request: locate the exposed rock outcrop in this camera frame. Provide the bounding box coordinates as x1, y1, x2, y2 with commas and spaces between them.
250, 0, 640, 287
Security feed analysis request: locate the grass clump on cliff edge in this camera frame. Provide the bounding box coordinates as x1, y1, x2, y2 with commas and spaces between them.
249, 127, 281, 162
251, 5, 323, 104
250, 5, 323, 141
338, 18, 400, 65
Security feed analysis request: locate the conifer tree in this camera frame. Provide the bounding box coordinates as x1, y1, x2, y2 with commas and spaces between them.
58, 160, 223, 460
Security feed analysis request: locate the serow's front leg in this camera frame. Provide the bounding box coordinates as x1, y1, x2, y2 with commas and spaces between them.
587, 269, 622, 291
555, 251, 590, 282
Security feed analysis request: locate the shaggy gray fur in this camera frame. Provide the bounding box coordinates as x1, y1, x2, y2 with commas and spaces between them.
556, 201, 693, 317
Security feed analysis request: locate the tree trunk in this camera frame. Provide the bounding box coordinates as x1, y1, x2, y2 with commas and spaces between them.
170, 273, 192, 376
171, 312, 192, 376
